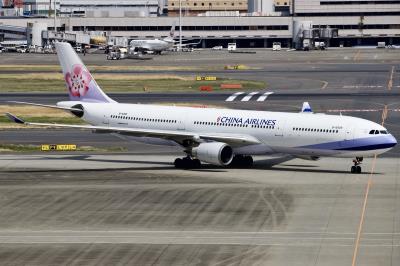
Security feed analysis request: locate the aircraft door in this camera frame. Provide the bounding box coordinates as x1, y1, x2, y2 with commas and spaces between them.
177, 119, 185, 130
274, 120, 285, 137
102, 111, 110, 126
341, 125, 354, 147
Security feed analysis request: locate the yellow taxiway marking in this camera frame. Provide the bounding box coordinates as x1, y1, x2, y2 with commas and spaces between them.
351, 105, 388, 266
351, 158, 375, 266
381, 105, 388, 126
387, 66, 395, 90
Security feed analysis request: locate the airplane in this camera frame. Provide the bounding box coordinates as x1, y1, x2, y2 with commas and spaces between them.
5, 42, 397, 173
129, 23, 200, 55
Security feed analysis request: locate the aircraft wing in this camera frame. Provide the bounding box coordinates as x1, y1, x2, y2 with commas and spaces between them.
5, 113, 261, 146
174, 40, 202, 48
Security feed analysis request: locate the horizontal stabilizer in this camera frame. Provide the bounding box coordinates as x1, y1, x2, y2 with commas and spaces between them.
5, 113, 25, 124
7, 101, 84, 114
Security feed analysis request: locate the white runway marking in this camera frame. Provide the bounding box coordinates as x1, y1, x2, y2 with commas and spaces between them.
256, 92, 274, 101
241, 91, 259, 101
343, 85, 383, 89
225, 91, 245, 102
326, 108, 400, 113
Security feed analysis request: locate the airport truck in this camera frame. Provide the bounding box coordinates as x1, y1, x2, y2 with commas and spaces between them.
314, 41, 326, 50
303, 39, 311, 51
227, 43, 237, 51
272, 42, 282, 51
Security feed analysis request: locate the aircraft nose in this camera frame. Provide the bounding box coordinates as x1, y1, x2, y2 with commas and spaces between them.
382, 134, 397, 149
373, 134, 397, 150
389, 134, 397, 147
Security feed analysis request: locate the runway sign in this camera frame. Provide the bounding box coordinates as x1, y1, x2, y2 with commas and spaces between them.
196, 76, 217, 81
41, 144, 77, 151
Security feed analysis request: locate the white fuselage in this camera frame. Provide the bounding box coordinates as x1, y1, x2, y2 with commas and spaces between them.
65, 102, 397, 158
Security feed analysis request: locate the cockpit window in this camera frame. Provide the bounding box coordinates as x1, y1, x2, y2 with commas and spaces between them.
369, 129, 387, 135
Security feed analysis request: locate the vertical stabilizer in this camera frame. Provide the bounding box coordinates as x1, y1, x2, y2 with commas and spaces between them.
301, 102, 312, 113
55, 42, 115, 103
164, 22, 176, 42
170, 21, 176, 38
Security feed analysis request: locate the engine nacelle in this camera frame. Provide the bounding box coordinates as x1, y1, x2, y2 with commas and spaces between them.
192, 142, 233, 166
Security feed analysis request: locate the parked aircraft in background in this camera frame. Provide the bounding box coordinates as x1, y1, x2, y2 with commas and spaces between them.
129, 23, 201, 54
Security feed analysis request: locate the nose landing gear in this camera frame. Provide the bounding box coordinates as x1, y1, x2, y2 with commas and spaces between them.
351, 157, 363, 174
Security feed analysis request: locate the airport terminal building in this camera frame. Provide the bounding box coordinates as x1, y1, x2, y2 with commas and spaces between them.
0, 0, 400, 48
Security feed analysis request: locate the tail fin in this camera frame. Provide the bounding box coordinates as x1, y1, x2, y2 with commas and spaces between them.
169, 21, 176, 38
301, 102, 312, 113
164, 22, 176, 42
55, 42, 115, 103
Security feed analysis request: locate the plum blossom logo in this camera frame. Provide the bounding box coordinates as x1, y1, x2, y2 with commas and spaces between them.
65, 64, 92, 97
217, 116, 221, 123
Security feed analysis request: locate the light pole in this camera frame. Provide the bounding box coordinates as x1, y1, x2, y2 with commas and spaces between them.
54, 0, 57, 32
179, 0, 182, 51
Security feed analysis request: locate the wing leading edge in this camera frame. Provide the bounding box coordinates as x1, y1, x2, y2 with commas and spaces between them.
5, 113, 261, 146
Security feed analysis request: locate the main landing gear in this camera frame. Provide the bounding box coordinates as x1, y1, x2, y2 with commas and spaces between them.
174, 156, 201, 169
229, 155, 253, 168
351, 157, 363, 174
173, 155, 254, 169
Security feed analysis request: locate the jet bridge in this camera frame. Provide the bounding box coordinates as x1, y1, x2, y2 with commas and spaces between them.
42, 31, 90, 45
293, 20, 338, 50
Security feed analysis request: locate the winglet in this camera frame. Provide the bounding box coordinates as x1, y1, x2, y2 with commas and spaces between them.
301, 102, 313, 113
5, 113, 25, 124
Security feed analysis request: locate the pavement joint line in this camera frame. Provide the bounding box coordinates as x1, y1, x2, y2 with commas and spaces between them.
0, 241, 399, 247
0, 230, 392, 234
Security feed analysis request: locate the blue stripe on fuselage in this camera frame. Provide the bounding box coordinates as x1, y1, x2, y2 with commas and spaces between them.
300, 135, 397, 151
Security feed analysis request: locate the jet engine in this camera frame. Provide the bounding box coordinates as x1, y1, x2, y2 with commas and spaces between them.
192, 142, 233, 166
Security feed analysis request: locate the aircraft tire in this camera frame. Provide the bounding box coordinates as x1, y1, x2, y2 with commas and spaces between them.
174, 158, 183, 168
351, 166, 356, 173
356, 166, 362, 173
192, 159, 201, 168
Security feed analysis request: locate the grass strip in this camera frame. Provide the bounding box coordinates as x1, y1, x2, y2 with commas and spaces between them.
0, 74, 265, 93
0, 116, 85, 124
0, 65, 217, 72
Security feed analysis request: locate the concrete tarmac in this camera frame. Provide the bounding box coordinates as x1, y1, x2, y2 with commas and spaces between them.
0, 154, 399, 265
0, 47, 399, 265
